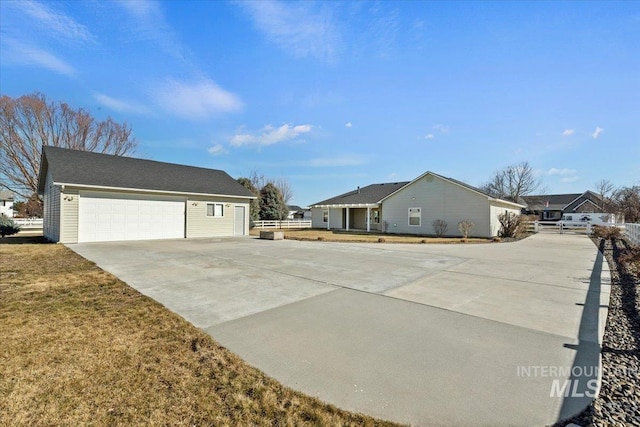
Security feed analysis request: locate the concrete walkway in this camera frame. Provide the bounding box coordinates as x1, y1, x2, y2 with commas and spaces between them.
70, 233, 610, 426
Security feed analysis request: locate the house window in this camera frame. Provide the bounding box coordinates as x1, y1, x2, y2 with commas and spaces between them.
207, 203, 224, 217
372, 210, 380, 224
322, 209, 329, 223
408, 207, 421, 226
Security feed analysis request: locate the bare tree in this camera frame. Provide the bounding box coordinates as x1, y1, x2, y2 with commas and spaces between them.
274, 177, 294, 205
0, 93, 136, 198
481, 161, 542, 202
612, 186, 640, 223
595, 179, 616, 211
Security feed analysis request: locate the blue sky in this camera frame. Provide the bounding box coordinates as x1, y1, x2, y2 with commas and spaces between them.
1, 0, 638, 206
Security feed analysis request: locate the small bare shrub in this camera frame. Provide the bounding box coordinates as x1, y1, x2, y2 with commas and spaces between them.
492, 236, 502, 243
421, 239, 427, 244
432, 219, 448, 237
497, 212, 527, 238
317, 236, 325, 241
457, 220, 474, 239
592, 225, 621, 239
378, 237, 386, 243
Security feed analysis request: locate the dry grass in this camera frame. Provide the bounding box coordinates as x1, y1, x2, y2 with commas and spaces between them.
0, 237, 401, 427
251, 228, 490, 244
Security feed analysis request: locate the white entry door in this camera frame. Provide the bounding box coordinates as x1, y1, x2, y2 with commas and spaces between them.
234, 206, 246, 236
78, 191, 185, 242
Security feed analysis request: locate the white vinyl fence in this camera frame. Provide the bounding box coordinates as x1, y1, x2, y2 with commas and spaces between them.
13, 218, 44, 229
626, 223, 640, 246
253, 220, 312, 229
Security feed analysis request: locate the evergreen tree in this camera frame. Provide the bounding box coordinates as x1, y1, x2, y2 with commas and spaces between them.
259, 183, 288, 220
237, 177, 260, 223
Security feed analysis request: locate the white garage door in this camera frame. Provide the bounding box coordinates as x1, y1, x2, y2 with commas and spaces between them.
78, 191, 185, 242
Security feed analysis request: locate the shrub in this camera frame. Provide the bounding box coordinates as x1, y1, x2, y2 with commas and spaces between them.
592, 225, 621, 239
457, 220, 474, 238
432, 219, 448, 237
497, 212, 527, 238
492, 236, 502, 243
378, 237, 386, 243
0, 216, 21, 238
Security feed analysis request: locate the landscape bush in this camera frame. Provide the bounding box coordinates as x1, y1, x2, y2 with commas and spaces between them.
591, 225, 622, 239
0, 216, 21, 238
432, 219, 448, 237
457, 220, 474, 239
497, 212, 527, 238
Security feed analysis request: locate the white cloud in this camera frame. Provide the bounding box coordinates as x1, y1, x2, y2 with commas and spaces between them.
94, 93, 150, 115
433, 124, 449, 134
230, 123, 313, 146
308, 155, 366, 167
424, 134, 434, 140
116, 0, 186, 61
592, 127, 605, 139
548, 168, 577, 176
237, 0, 339, 61
18, 0, 95, 43
208, 144, 228, 156
1, 39, 75, 76
561, 129, 575, 136
345, 122, 352, 128
561, 176, 580, 183
153, 79, 243, 120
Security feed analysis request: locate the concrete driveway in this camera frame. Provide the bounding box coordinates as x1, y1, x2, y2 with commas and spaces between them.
70, 233, 610, 426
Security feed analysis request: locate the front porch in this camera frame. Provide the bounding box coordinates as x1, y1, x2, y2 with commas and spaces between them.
317, 204, 381, 232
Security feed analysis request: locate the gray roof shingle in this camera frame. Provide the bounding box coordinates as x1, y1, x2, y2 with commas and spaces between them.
38, 146, 255, 198
311, 182, 410, 206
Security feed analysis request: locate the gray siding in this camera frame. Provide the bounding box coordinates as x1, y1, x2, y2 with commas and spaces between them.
186, 196, 250, 238
311, 207, 326, 228
60, 188, 79, 243
43, 170, 60, 242
382, 174, 492, 238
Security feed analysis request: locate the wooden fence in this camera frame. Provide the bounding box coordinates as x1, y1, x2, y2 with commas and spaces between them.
252, 220, 312, 229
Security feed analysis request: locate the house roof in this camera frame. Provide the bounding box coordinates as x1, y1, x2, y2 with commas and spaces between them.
311, 182, 410, 207
37, 146, 255, 199
0, 190, 14, 201
522, 191, 602, 212
287, 205, 303, 212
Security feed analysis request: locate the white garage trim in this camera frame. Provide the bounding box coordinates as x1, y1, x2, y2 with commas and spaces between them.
78, 191, 185, 243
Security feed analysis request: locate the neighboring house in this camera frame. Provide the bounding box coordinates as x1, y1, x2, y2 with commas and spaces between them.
522, 191, 604, 221
37, 146, 255, 243
287, 205, 312, 220
310, 171, 524, 238
0, 190, 14, 218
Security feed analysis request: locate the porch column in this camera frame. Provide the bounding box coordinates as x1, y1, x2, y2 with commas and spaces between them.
327, 209, 330, 230
367, 207, 371, 232
346, 207, 350, 231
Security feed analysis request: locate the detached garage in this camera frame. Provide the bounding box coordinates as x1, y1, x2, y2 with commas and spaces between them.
37, 146, 255, 243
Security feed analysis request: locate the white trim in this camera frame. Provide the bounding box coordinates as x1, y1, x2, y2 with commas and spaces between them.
311, 203, 379, 208
571, 198, 600, 212
206, 202, 224, 217
52, 181, 256, 200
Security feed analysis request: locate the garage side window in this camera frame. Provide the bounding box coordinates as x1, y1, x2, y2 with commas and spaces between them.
408, 207, 421, 226
207, 203, 224, 217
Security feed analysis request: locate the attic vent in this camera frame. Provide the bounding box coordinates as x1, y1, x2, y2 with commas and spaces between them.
425, 175, 434, 182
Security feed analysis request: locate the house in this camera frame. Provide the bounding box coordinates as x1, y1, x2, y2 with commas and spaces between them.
310, 171, 524, 238
37, 146, 255, 243
0, 190, 14, 218
287, 205, 312, 220
522, 191, 604, 221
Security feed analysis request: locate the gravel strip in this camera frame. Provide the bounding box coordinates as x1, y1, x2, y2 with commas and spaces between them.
554, 236, 640, 427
